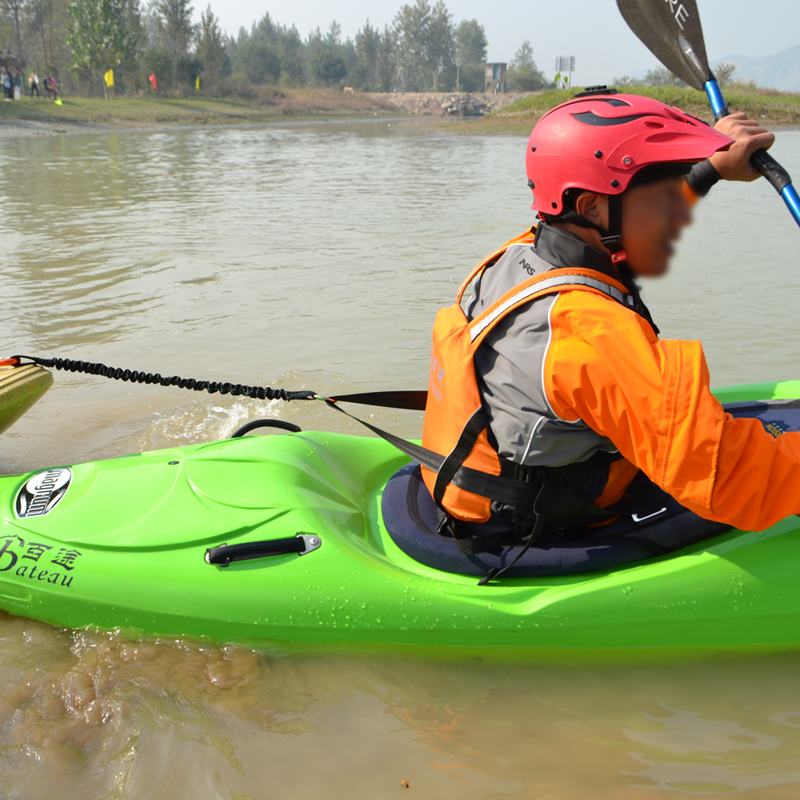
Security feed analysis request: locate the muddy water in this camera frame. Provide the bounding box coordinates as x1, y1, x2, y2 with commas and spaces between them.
1, 120, 800, 798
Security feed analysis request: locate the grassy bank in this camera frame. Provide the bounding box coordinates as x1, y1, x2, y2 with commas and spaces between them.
5, 85, 800, 136
453, 86, 800, 135
0, 90, 397, 132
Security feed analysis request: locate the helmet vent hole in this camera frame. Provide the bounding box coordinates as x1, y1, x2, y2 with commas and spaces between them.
611, 180, 620, 188
551, 202, 558, 209
594, 150, 603, 158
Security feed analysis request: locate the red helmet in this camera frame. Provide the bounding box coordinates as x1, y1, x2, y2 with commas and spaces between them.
526, 91, 733, 216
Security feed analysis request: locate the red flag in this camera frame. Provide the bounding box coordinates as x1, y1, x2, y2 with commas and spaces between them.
149, 73, 157, 91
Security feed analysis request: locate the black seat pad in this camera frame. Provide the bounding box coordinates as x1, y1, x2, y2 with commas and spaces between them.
381, 399, 800, 577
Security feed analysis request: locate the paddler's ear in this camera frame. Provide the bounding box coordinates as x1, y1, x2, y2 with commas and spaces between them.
573, 192, 609, 230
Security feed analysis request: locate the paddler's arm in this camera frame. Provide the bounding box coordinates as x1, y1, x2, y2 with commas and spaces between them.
544, 290, 800, 531
684, 113, 776, 204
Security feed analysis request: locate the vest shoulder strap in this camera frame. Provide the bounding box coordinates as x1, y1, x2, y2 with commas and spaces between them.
468, 267, 633, 348
456, 228, 537, 304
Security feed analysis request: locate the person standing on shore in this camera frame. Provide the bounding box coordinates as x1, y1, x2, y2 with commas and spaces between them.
3, 69, 11, 100
29, 70, 39, 98
13, 69, 21, 100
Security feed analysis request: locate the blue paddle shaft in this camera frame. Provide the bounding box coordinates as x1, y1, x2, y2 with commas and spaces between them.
704, 79, 800, 228
705, 79, 727, 118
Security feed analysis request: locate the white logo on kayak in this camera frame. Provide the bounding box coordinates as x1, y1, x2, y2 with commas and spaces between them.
15, 468, 72, 518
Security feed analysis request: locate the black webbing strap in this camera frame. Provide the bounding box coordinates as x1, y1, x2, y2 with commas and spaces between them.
454, 529, 520, 555
322, 397, 538, 511
478, 481, 547, 585
600, 194, 624, 254
433, 408, 488, 506
330, 390, 428, 411
322, 398, 441, 468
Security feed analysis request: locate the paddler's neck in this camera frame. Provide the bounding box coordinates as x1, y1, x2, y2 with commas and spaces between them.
548, 220, 620, 276
534, 221, 620, 279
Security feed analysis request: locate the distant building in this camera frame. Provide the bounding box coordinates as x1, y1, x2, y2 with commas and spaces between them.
485, 62, 507, 93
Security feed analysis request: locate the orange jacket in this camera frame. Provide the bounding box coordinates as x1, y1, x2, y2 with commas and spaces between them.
545, 287, 800, 531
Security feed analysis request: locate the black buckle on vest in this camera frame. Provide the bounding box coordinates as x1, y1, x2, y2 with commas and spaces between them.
500, 458, 539, 485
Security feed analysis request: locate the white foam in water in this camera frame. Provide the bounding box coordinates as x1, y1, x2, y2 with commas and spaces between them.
144, 397, 284, 448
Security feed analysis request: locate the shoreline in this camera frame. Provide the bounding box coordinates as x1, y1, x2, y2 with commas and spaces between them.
3, 88, 800, 139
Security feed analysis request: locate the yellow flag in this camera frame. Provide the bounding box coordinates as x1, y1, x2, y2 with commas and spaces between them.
104, 69, 114, 87
195, 75, 200, 91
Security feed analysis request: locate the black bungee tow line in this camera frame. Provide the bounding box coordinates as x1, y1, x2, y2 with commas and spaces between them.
6, 354, 429, 411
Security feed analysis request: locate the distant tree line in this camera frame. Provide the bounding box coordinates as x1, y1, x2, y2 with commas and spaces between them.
0, 0, 549, 97
613, 62, 738, 89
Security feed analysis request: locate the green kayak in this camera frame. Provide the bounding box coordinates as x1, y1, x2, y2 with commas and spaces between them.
1, 379, 800, 661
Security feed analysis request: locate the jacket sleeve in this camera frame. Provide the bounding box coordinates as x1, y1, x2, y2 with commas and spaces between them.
544, 289, 800, 531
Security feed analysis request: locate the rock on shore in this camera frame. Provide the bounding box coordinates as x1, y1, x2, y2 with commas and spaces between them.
372, 91, 532, 117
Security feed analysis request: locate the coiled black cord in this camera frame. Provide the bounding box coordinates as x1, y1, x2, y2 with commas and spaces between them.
11, 355, 316, 402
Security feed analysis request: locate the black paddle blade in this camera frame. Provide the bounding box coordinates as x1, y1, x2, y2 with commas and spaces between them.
617, 0, 712, 91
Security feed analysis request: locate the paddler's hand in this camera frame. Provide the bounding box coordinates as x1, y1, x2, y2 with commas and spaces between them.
710, 112, 776, 182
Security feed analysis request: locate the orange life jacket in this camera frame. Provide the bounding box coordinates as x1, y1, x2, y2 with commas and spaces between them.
420, 228, 637, 525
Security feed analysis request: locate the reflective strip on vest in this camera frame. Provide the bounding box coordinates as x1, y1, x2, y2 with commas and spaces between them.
469, 274, 635, 343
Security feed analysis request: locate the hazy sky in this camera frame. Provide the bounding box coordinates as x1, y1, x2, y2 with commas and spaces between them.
207, 0, 799, 85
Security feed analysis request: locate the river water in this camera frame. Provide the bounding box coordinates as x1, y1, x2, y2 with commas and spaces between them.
1, 119, 800, 798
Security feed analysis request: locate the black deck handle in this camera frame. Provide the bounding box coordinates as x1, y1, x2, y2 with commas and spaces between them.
205, 534, 321, 566
231, 419, 302, 438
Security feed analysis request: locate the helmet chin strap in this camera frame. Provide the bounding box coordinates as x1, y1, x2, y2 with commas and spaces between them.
542, 194, 627, 263
600, 194, 627, 264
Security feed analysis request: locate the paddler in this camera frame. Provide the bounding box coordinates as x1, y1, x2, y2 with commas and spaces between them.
421, 88, 787, 556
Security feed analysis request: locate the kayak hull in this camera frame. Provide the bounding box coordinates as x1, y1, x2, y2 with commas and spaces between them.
1, 379, 799, 660
0, 363, 53, 436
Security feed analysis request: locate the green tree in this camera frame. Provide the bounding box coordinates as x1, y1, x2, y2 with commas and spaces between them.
232, 40, 280, 84
426, 0, 453, 90
250, 11, 276, 45
394, 0, 430, 90
120, 0, 143, 87
325, 19, 340, 48
458, 62, 484, 92
26, 0, 71, 77
306, 20, 347, 87
2, 0, 25, 56
376, 24, 395, 91
278, 25, 304, 85
310, 48, 346, 86
394, 0, 455, 91
644, 65, 685, 87
66, 0, 139, 97
353, 19, 381, 90
505, 40, 547, 91
454, 18, 486, 90
195, 4, 224, 86
156, 0, 193, 61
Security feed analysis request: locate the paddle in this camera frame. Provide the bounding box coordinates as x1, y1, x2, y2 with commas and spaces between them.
616, 0, 800, 228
